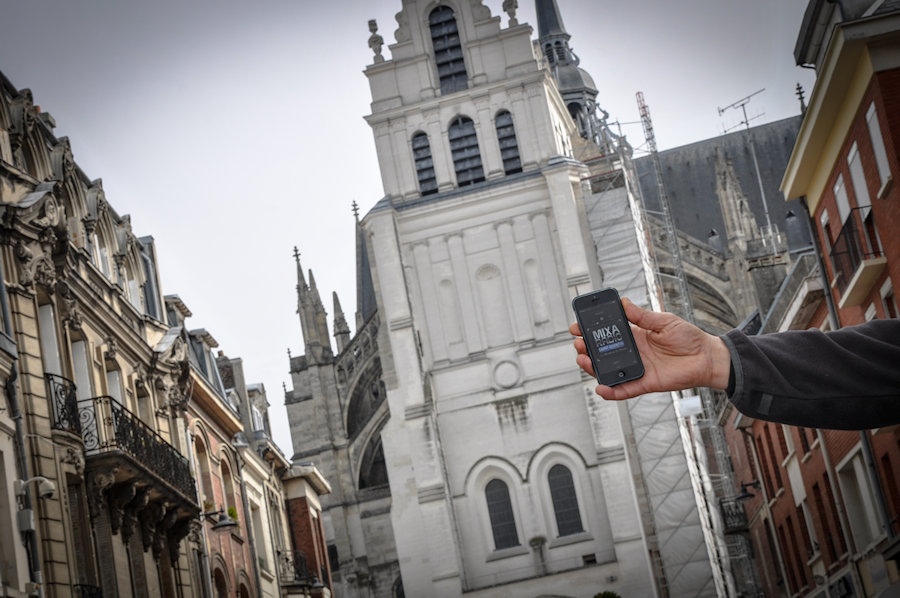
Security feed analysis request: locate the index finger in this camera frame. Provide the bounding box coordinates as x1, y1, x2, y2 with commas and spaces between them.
569, 321, 582, 337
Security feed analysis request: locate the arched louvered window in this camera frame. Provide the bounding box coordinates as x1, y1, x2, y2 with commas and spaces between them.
429, 6, 468, 94
411, 132, 438, 195
495, 111, 522, 175
485, 479, 519, 549
548, 464, 583, 536
449, 116, 484, 187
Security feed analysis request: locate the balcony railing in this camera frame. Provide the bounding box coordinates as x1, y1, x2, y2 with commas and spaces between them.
830, 206, 885, 306
279, 549, 311, 583
720, 497, 749, 534
46, 373, 80, 435
73, 584, 103, 598
79, 395, 196, 500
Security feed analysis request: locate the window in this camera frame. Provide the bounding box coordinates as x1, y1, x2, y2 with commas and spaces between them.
847, 142, 871, 207
194, 437, 214, 505
71, 340, 93, 401
800, 499, 819, 558
449, 116, 484, 186
411, 132, 438, 196
485, 479, 519, 549
838, 452, 883, 550
548, 464, 583, 536
38, 304, 62, 376
495, 111, 522, 175
429, 6, 467, 94
866, 103, 891, 189
834, 174, 851, 225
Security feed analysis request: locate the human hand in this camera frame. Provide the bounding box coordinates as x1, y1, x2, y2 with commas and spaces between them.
570, 298, 731, 400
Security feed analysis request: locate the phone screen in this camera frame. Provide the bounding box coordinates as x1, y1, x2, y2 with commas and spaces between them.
573, 289, 644, 386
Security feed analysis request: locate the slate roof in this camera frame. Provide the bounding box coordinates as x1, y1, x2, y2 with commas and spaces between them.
634, 115, 812, 252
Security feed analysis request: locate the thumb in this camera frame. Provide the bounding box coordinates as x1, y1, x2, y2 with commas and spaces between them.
622, 298, 672, 333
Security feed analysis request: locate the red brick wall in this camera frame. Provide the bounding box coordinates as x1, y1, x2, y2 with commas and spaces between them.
286, 496, 333, 592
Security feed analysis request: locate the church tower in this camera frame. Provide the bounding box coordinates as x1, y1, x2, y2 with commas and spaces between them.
356, 1, 711, 595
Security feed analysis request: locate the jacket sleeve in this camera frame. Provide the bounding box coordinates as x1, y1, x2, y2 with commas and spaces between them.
720, 319, 900, 430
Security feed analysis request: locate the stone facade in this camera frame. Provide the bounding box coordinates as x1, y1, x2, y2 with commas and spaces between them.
0, 69, 328, 598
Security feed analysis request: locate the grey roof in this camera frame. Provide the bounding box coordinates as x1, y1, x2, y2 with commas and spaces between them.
634, 115, 812, 252
536, 0, 568, 38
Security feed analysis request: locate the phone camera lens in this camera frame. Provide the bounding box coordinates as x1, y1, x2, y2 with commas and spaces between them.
618, 371, 625, 378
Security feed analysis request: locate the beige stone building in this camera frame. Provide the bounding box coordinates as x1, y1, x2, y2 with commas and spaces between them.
0, 69, 329, 598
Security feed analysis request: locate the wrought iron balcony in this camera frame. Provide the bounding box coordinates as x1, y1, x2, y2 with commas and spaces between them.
46, 373, 80, 436
720, 497, 749, 534
830, 206, 886, 307
79, 395, 196, 500
279, 549, 311, 583
73, 584, 103, 598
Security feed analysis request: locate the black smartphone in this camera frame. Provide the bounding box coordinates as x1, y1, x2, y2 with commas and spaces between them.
572, 288, 644, 386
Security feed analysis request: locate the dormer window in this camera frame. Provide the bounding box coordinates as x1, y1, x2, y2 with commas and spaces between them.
449, 116, 484, 187
429, 6, 467, 94
412, 132, 438, 195
495, 111, 522, 175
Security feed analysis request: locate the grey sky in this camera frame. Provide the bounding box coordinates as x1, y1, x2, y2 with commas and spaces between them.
0, 0, 816, 456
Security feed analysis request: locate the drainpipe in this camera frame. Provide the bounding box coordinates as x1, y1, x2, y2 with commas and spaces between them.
0, 257, 43, 596
799, 197, 895, 542
740, 428, 790, 590
234, 445, 263, 597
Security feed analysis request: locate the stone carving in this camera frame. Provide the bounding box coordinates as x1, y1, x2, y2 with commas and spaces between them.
154, 506, 178, 560
56, 279, 84, 331
109, 481, 137, 536
470, 0, 491, 20
503, 0, 518, 25
87, 468, 117, 521
394, 8, 409, 43
368, 20, 384, 63
168, 516, 193, 564
61, 446, 85, 475
104, 337, 118, 362
139, 500, 165, 552
15, 240, 56, 290
121, 485, 150, 544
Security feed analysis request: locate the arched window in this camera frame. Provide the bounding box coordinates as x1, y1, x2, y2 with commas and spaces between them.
194, 437, 214, 506
485, 479, 519, 549
495, 111, 522, 175
411, 132, 437, 196
429, 6, 467, 94
548, 464, 583, 536
449, 116, 484, 187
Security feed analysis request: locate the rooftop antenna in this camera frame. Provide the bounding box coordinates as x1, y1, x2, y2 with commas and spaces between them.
717, 89, 775, 246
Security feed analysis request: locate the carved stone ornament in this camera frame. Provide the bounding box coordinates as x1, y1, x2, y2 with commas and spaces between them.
368, 20, 384, 63
109, 481, 137, 536
121, 485, 150, 544
503, 0, 518, 25
154, 507, 178, 560
61, 446, 85, 476
13, 240, 56, 290
393, 8, 409, 43
104, 338, 118, 362
470, 0, 491, 20
187, 518, 203, 545
168, 516, 193, 564
140, 501, 165, 552
88, 469, 117, 521
55, 279, 84, 331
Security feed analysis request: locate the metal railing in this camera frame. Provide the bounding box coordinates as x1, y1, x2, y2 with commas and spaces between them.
279, 549, 311, 583
830, 206, 882, 294
46, 373, 80, 435
73, 584, 103, 598
79, 395, 196, 500
719, 497, 749, 534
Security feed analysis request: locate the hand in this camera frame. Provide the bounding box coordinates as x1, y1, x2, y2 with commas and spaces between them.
570, 298, 731, 400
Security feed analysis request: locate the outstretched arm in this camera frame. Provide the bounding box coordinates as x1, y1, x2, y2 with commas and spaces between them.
571, 298, 731, 400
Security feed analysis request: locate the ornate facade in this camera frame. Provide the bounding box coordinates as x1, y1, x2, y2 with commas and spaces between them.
0, 69, 329, 598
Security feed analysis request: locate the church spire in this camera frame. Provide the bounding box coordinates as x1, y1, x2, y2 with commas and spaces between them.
333, 292, 351, 353
536, 0, 574, 67
294, 248, 333, 364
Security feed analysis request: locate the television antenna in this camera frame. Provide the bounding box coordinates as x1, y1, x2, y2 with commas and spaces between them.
717, 89, 775, 242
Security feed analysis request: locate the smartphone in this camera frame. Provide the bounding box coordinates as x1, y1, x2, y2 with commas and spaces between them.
572, 288, 644, 386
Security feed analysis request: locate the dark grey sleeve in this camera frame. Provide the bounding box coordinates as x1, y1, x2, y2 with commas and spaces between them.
720, 319, 900, 430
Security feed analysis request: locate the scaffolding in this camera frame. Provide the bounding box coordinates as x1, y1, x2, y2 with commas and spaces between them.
635, 92, 763, 598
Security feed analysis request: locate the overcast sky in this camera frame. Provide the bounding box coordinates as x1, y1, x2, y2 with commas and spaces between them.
0, 0, 816, 457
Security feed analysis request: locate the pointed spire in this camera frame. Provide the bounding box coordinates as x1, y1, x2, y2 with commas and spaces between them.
536, 0, 568, 39
333, 292, 351, 354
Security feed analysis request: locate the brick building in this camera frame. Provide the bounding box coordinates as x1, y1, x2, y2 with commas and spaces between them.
719, 1, 900, 596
